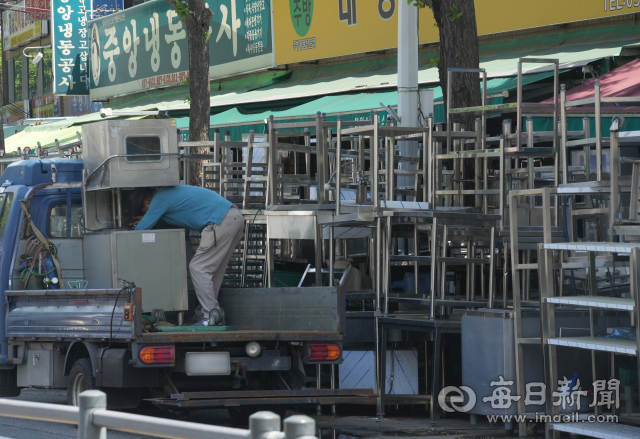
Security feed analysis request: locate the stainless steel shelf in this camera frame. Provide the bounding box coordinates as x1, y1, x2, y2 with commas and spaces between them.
547, 336, 637, 355
545, 296, 635, 311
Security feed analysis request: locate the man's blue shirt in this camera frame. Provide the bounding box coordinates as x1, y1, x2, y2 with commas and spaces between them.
135, 185, 233, 231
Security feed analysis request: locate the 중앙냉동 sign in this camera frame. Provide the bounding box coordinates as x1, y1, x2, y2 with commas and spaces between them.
89, 0, 273, 101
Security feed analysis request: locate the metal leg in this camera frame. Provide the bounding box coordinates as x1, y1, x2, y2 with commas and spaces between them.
376, 217, 382, 312
316, 364, 322, 416
488, 227, 496, 308
430, 218, 438, 319
329, 226, 334, 286
414, 221, 420, 296
376, 323, 387, 418
331, 364, 336, 417
314, 218, 323, 287
430, 328, 442, 423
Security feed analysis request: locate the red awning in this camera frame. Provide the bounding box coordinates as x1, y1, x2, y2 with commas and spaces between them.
542, 59, 640, 103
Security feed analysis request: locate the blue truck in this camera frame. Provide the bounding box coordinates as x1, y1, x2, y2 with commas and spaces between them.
0, 120, 365, 421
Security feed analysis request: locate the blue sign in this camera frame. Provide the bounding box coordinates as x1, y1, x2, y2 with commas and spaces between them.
91, 0, 123, 17
52, 0, 90, 95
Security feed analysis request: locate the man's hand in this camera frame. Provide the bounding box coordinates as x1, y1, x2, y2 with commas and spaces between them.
130, 216, 143, 229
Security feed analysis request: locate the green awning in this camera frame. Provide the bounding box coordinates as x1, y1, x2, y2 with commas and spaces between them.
175, 70, 557, 137
165, 40, 633, 116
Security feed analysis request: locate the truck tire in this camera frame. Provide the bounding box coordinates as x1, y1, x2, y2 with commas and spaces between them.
67, 358, 96, 407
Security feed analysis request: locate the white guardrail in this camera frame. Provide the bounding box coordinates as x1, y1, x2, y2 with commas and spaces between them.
0, 390, 318, 439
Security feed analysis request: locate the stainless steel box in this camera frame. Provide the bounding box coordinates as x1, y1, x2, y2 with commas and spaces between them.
82, 119, 179, 191
83, 229, 188, 312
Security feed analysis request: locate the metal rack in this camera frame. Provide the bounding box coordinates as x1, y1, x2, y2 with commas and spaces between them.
538, 241, 640, 439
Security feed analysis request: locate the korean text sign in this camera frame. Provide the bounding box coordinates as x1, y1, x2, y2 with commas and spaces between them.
52, 0, 90, 95
273, 0, 640, 65
2, 2, 44, 50
89, 0, 273, 100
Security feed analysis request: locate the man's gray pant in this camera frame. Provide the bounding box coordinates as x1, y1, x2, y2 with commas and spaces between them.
190, 207, 244, 319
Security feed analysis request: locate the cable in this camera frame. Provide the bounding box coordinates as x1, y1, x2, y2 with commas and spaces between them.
107, 287, 127, 349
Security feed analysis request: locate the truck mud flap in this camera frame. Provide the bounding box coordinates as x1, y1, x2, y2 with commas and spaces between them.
148, 388, 375, 409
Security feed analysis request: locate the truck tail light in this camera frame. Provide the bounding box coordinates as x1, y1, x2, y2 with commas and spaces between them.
139, 346, 174, 364
308, 344, 341, 362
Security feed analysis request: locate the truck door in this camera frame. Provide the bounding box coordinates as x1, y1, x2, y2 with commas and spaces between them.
0, 187, 24, 394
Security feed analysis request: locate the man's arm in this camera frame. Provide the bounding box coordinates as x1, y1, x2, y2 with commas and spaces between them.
134, 199, 168, 230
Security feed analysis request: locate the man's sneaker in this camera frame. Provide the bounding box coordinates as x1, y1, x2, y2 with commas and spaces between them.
185, 316, 199, 326
193, 317, 209, 326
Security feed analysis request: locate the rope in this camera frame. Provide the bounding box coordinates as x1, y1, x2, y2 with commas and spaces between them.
20, 200, 64, 288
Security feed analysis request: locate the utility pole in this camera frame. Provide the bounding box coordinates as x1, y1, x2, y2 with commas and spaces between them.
396, 1, 419, 194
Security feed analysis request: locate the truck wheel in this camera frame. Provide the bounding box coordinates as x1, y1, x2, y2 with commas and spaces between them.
67, 358, 96, 407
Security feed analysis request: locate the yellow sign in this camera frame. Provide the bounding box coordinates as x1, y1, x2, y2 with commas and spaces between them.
9, 21, 41, 48
32, 94, 55, 119
274, 0, 640, 65
2, 3, 43, 50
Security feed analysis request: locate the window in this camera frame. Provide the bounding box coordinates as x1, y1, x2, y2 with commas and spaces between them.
43, 48, 53, 95
28, 55, 38, 99
49, 203, 84, 238
14, 57, 22, 101
125, 135, 162, 162
0, 194, 14, 239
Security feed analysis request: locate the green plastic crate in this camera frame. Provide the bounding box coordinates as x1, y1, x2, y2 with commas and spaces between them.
273, 270, 303, 287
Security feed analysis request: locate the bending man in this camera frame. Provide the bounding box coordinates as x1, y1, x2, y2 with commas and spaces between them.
134, 185, 244, 326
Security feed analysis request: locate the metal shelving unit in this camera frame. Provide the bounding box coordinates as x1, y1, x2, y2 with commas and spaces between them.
539, 241, 640, 439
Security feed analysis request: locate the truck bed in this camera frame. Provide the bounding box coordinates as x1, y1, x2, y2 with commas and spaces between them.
4, 286, 344, 343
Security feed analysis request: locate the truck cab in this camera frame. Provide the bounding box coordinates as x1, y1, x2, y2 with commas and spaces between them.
0, 120, 351, 419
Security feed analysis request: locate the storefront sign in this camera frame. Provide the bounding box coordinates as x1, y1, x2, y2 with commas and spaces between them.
32, 94, 55, 118
26, 0, 51, 20
2, 101, 30, 125
89, 0, 274, 100
52, 0, 91, 95
70, 95, 103, 115
2, 3, 44, 50
273, 0, 640, 65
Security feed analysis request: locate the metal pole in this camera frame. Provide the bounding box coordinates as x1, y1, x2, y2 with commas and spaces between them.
267, 116, 277, 206
517, 60, 522, 148
250, 411, 282, 439
316, 364, 322, 416
447, 69, 452, 153
430, 217, 438, 319
336, 116, 342, 214
372, 114, 380, 206
595, 79, 602, 182
331, 364, 336, 417
427, 116, 434, 204
376, 217, 382, 312
397, 0, 419, 190
560, 84, 568, 185
385, 217, 392, 316
527, 117, 535, 208
78, 390, 106, 439
284, 415, 316, 439
329, 226, 334, 285
610, 125, 620, 239
316, 112, 325, 204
